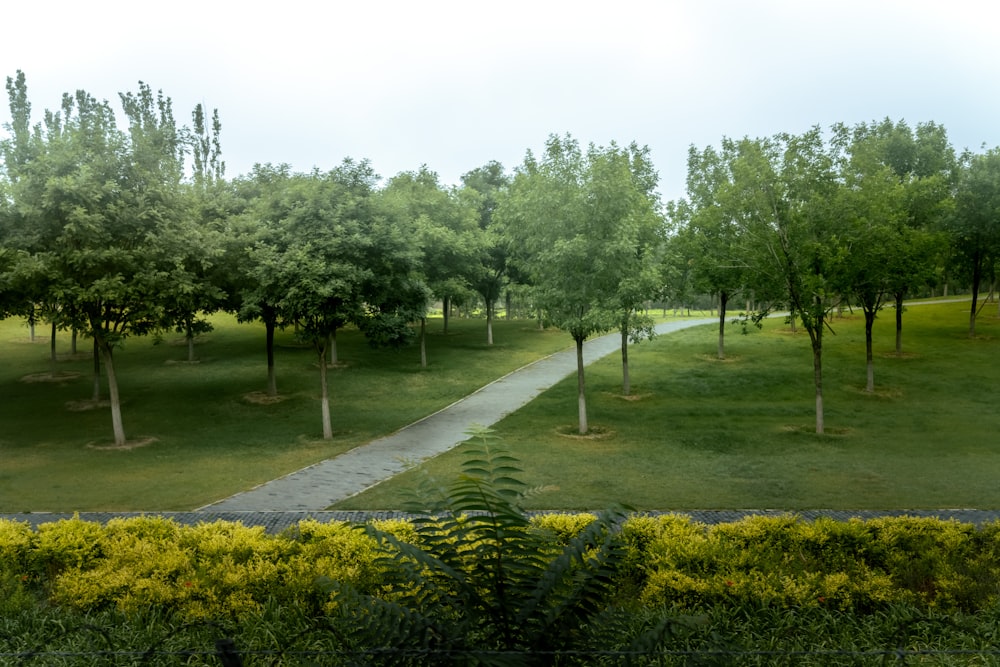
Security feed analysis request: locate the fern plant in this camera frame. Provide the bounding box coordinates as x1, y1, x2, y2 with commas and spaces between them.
317, 426, 659, 665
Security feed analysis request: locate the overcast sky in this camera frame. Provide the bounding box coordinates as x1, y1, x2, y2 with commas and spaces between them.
3, 0, 999, 201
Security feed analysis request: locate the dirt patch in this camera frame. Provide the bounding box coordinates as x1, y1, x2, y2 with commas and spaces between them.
243, 391, 291, 405
879, 351, 920, 360
65, 399, 111, 412
20, 371, 81, 384
86, 436, 157, 451
57, 353, 91, 362
10, 336, 51, 344
312, 361, 349, 370
606, 392, 652, 402
164, 359, 202, 365
851, 385, 904, 399
167, 337, 206, 347
780, 424, 853, 436
697, 354, 743, 363
555, 424, 616, 440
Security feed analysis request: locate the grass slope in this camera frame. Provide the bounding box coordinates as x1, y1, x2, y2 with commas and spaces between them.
0, 315, 568, 511
336, 301, 1000, 510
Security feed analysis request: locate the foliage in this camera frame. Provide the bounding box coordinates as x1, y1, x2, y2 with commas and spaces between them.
949, 147, 1000, 336
1, 72, 218, 445
499, 134, 663, 430
6, 510, 1000, 661
318, 426, 645, 665
630, 513, 1000, 616
462, 160, 514, 343
341, 302, 1000, 511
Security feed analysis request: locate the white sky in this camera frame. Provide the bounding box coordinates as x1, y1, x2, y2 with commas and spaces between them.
3, 0, 999, 201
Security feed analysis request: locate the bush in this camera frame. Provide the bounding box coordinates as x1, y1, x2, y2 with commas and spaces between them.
630, 514, 1000, 614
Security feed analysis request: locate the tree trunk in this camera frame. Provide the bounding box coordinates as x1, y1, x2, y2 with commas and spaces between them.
442, 296, 450, 334
576, 336, 588, 435
186, 324, 196, 363
71, 328, 77, 355
100, 338, 127, 446
505, 290, 512, 320
969, 267, 980, 338
50, 320, 57, 371
92, 337, 101, 401
486, 300, 494, 345
864, 308, 876, 393
265, 316, 277, 397
317, 341, 332, 440
717, 291, 728, 360
810, 331, 824, 435
420, 317, 427, 368
328, 329, 338, 366
620, 325, 630, 397
894, 291, 904, 356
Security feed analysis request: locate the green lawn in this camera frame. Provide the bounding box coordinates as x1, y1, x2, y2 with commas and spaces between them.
0, 315, 570, 511
4, 302, 998, 512
335, 300, 1000, 511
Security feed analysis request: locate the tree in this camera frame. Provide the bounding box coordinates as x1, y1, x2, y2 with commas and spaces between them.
500, 134, 661, 433
3, 73, 207, 446
162, 103, 229, 363
462, 161, 513, 344
247, 159, 424, 440
232, 163, 295, 396
719, 130, 844, 434
949, 147, 1000, 338
381, 166, 477, 365
274, 162, 387, 439
597, 142, 663, 396
832, 121, 909, 393
678, 141, 754, 360
864, 120, 954, 355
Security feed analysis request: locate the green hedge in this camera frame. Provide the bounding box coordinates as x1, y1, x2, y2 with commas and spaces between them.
3, 513, 1000, 622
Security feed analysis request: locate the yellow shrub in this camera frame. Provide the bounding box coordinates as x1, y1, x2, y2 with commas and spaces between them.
0, 519, 36, 573
530, 513, 598, 544
35, 516, 106, 574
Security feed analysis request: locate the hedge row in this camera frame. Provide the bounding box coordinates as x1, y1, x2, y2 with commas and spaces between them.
2, 513, 999, 621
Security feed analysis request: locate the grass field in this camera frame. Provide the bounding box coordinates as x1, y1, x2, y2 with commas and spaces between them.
3, 302, 998, 512
334, 300, 1000, 511
0, 315, 571, 511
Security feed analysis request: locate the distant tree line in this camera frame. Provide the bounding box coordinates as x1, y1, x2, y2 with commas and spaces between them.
2, 72, 998, 442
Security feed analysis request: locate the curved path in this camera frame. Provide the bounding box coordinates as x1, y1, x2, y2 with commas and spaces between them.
196, 318, 715, 512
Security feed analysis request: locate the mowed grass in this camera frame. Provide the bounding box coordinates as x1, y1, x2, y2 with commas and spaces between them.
0, 315, 569, 511
336, 300, 1000, 511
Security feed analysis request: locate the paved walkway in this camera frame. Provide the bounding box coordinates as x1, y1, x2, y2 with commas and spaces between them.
4, 509, 999, 533
196, 318, 715, 512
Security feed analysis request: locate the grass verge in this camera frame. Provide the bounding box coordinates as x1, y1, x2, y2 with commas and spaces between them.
335, 300, 1000, 510
0, 315, 569, 511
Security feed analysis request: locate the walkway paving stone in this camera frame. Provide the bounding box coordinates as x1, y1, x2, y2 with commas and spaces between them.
3, 509, 998, 534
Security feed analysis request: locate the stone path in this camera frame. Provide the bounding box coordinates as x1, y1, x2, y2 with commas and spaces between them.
4, 509, 998, 534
